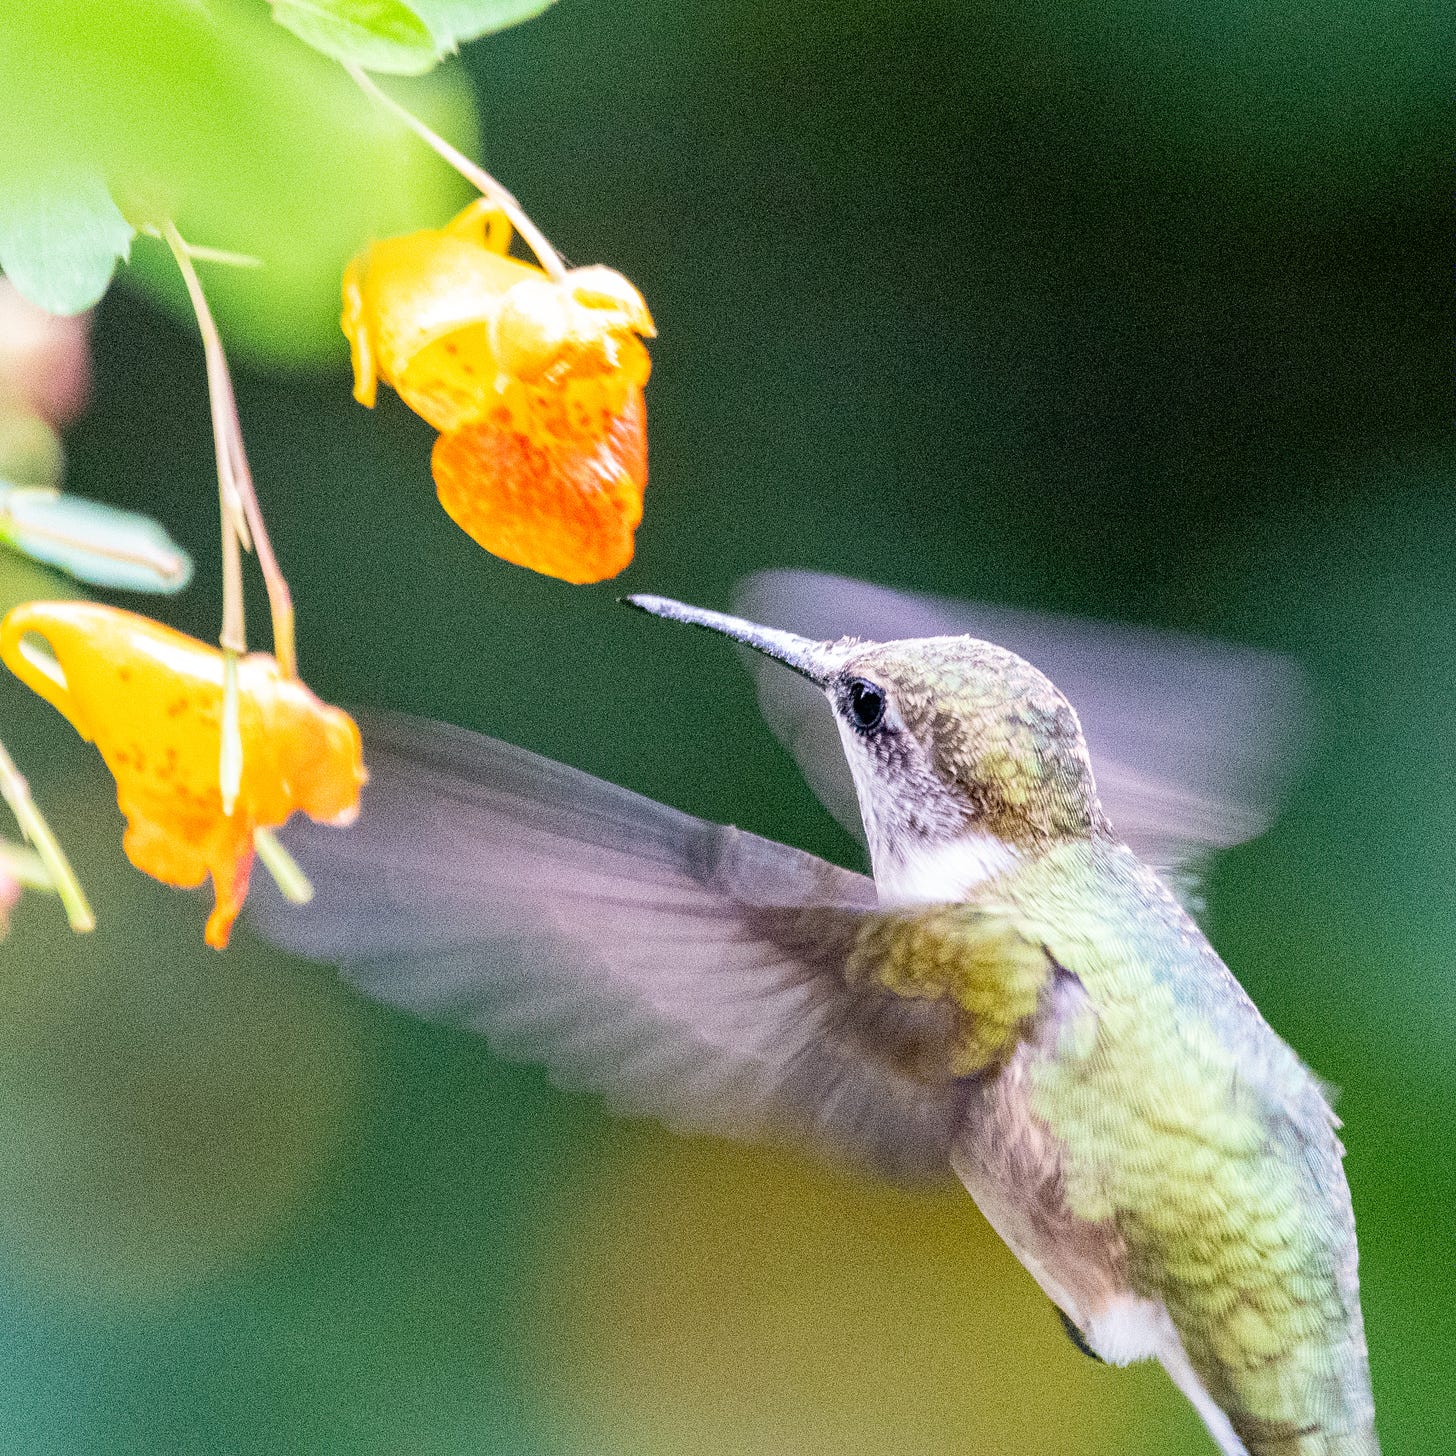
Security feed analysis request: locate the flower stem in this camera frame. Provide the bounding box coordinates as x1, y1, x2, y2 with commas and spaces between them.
161, 221, 297, 678
219, 650, 243, 817
0, 735, 94, 932
253, 827, 314, 905
344, 63, 568, 283
137, 226, 261, 269
0, 840, 54, 893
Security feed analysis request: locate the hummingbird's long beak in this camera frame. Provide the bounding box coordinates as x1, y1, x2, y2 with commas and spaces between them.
623, 594, 846, 686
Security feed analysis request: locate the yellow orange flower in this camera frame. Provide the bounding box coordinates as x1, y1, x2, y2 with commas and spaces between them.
342, 200, 654, 584
1, 602, 366, 949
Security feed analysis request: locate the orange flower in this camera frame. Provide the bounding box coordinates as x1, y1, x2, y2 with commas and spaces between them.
342, 200, 655, 584
1, 602, 366, 949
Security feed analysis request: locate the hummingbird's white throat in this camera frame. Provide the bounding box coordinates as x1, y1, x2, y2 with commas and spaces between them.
832, 712, 1020, 905
871, 831, 1021, 907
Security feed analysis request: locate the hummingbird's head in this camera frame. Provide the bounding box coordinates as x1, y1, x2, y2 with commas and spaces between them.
626, 595, 1110, 904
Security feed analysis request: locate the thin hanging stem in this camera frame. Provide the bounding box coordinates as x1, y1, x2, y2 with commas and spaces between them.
344, 62, 568, 283
207, 333, 297, 678
178, 243, 262, 268
156, 222, 314, 911
162, 221, 297, 679
0, 735, 94, 932
253, 827, 313, 905
163, 220, 249, 652
0, 840, 54, 893
164, 221, 248, 815
137, 226, 261, 269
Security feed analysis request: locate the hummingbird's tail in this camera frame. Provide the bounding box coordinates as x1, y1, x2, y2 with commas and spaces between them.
1244, 1433, 1381, 1456
1158, 1335, 1379, 1456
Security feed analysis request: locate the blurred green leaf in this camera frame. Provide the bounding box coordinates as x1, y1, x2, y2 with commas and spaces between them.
0, 544, 73, 614
0, 415, 63, 490
0, 0, 474, 361
270, 0, 552, 75
0, 173, 133, 317
0, 484, 193, 594
272, 0, 440, 76
411, 0, 556, 51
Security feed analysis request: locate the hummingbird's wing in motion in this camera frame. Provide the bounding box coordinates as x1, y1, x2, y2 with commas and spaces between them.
252, 714, 969, 1184
733, 570, 1307, 908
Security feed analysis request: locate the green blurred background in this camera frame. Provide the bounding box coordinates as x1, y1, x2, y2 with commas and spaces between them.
0, 0, 1451, 1451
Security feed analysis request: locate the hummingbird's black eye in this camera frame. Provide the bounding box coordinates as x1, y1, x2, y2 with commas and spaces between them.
846, 678, 886, 732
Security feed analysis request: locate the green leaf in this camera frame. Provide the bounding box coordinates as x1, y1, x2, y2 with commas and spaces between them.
0, 484, 194, 595
0, 0, 474, 361
0, 416, 63, 490
409, 0, 555, 52
0, 173, 132, 316
271, 0, 555, 74
272, 0, 440, 76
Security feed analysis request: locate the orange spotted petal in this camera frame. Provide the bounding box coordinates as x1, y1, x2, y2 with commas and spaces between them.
561, 265, 656, 340
432, 384, 647, 584
493, 268, 655, 391
0, 602, 366, 949
342, 205, 547, 433
342, 203, 654, 435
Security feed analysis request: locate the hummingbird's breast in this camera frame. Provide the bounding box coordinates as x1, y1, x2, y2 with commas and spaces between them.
940, 840, 1377, 1454
949, 968, 1146, 1348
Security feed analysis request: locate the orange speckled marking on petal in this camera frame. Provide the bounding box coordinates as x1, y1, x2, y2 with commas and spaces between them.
0, 602, 367, 949
432, 386, 647, 584
396, 322, 501, 434
443, 198, 515, 252
342, 229, 545, 432
342, 202, 656, 582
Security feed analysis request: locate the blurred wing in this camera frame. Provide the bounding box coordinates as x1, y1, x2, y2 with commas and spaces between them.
252, 714, 966, 1184
734, 570, 1307, 904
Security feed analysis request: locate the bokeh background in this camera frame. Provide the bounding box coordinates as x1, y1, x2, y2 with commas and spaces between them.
0, 0, 1451, 1451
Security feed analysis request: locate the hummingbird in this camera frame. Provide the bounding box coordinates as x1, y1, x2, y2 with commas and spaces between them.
256, 571, 1376, 1456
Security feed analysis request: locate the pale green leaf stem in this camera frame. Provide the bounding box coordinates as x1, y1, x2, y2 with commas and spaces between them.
0, 735, 94, 932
